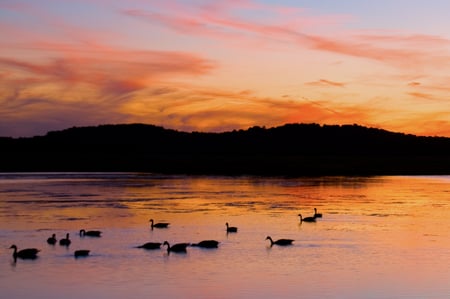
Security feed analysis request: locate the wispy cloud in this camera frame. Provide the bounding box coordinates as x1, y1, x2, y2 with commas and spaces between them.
1, 0, 449, 137
123, 0, 450, 69
306, 79, 346, 87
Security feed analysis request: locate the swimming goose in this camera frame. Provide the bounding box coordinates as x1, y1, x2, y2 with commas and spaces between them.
191, 240, 219, 248
298, 214, 316, 223
59, 233, 71, 246
163, 241, 189, 253
265, 236, 294, 246
314, 208, 323, 218
226, 222, 238, 233
136, 242, 162, 250
74, 250, 90, 258
150, 219, 170, 229
79, 229, 102, 237
10, 245, 40, 259
47, 234, 57, 245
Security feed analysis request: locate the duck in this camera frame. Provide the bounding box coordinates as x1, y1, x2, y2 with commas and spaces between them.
298, 214, 316, 223
150, 219, 170, 229
47, 233, 57, 245
226, 222, 238, 233
74, 250, 90, 258
163, 241, 189, 253
314, 208, 323, 218
79, 229, 102, 237
136, 242, 162, 250
191, 240, 219, 248
10, 245, 40, 259
265, 236, 294, 246
59, 233, 71, 246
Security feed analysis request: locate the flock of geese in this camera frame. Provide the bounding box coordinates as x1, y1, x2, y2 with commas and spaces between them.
9, 209, 323, 261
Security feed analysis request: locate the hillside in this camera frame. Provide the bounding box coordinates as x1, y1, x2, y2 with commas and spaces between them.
0, 123, 449, 175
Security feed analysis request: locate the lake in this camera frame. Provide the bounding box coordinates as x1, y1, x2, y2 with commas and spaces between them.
1, 173, 449, 299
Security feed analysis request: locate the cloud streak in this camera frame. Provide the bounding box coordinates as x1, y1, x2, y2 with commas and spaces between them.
124, 1, 450, 69
0, 0, 449, 137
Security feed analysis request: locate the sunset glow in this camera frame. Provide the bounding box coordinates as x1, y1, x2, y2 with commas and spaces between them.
1, 0, 450, 137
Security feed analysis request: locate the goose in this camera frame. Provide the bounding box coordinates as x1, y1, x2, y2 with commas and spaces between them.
47, 233, 57, 245
191, 240, 219, 248
265, 236, 294, 246
226, 222, 238, 233
314, 208, 323, 218
79, 229, 102, 237
59, 233, 71, 246
10, 245, 40, 259
163, 241, 189, 253
74, 250, 90, 258
136, 242, 162, 250
150, 219, 170, 229
298, 214, 316, 223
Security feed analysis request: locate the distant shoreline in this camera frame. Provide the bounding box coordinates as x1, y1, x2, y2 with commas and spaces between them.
1, 123, 449, 175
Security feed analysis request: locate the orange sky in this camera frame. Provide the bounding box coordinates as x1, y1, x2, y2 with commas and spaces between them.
1, 0, 450, 137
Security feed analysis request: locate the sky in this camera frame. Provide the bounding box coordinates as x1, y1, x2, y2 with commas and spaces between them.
1, 0, 450, 137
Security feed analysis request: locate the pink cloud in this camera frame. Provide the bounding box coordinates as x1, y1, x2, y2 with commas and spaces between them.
407, 92, 436, 101
306, 79, 346, 87
124, 1, 450, 69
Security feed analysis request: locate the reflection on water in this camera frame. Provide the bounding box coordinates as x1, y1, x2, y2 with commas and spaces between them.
1, 173, 449, 299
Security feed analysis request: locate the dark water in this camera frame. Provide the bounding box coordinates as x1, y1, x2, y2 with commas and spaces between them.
1, 173, 449, 298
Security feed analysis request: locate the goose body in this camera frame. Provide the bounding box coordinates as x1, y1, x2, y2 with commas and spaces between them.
226, 222, 238, 233
136, 242, 162, 250
80, 229, 102, 237
59, 233, 71, 246
10, 245, 40, 259
74, 250, 90, 258
314, 208, 323, 218
163, 241, 189, 253
298, 214, 316, 223
150, 219, 170, 229
266, 236, 294, 246
191, 240, 219, 248
47, 234, 57, 245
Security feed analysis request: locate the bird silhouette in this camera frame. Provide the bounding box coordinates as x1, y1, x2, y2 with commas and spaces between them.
59, 233, 71, 246
191, 240, 219, 248
10, 245, 40, 260
163, 241, 189, 253
47, 233, 57, 245
226, 222, 238, 233
265, 236, 294, 246
298, 214, 316, 223
314, 208, 323, 218
79, 229, 102, 237
150, 219, 170, 229
74, 250, 90, 258
136, 242, 162, 250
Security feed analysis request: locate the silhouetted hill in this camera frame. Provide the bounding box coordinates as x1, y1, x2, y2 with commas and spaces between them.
1, 123, 449, 175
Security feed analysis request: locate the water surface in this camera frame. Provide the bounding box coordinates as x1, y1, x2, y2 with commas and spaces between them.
1, 173, 449, 298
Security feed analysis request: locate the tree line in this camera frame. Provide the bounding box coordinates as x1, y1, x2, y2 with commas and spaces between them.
1, 123, 449, 175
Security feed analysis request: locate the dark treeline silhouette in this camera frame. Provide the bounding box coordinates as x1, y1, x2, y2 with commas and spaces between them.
1, 123, 449, 175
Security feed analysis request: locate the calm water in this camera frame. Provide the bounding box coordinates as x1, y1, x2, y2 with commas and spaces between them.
0, 173, 449, 299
